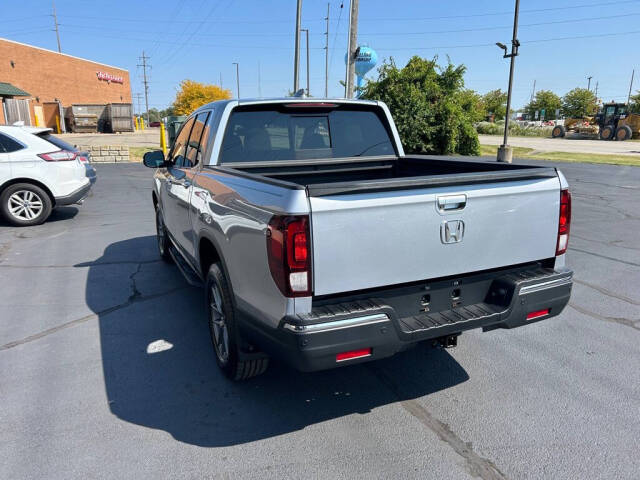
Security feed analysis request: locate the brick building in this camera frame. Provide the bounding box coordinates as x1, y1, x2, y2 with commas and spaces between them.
0, 37, 132, 131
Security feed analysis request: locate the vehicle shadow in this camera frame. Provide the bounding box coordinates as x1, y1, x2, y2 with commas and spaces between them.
0, 206, 78, 227
85, 235, 469, 447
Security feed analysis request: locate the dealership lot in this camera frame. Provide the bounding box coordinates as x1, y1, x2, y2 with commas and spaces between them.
1, 161, 639, 479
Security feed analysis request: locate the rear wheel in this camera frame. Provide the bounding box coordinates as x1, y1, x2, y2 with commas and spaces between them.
551, 125, 566, 138
615, 125, 633, 141
0, 183, 52, 226
206, 262, 269, 380
155, 208, 172, 263
599, 125, 615, 140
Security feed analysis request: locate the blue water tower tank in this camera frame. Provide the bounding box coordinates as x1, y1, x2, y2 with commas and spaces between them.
345, 45, 378, 96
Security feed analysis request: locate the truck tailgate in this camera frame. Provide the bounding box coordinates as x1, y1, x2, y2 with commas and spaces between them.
309, 176, 560, 296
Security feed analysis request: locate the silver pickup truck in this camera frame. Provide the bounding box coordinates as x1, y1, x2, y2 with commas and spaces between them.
143, 98, 572, 380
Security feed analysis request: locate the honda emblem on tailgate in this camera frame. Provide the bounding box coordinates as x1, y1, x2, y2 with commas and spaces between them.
441, 220, 465, 244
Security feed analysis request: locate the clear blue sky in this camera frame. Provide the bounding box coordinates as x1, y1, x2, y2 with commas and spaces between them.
2, 0, 638, 113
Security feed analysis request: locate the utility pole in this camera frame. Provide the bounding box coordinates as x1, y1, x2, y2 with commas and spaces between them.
52, 0, 62, 53
293, 0, 302, 93
345, 0, 359, 98
134, 93, 143, 116
627, 69, 635, 104
137, 51, 151, 124
258, 61, 262, 98
301, 29, 310, 95
233, 62, 240, 98
325, 3, 330, 97
587, 76, 592, 91
530, 79, 536, 103
594, 81, 599, 99
220, 72, 223, 88
496, 0, 520, 163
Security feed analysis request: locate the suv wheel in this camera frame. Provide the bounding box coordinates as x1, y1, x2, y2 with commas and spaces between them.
1, 183, 52, 226
155, 208, 172, 262
206, 262, 269, 380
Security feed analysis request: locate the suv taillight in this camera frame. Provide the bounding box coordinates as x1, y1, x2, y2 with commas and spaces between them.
38, 150, 77, 162
556, 188, 571, 255
267, 215, 312, 297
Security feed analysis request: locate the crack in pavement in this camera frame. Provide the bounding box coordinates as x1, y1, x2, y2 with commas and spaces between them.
569, 303, 640, 331
573, 278, 640, 306
569, 247, 640, 268
570, 234, 640, 252
368, 365, 508, 480
0, 261, 189, 351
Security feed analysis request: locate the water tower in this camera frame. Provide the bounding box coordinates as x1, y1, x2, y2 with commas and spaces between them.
345, 45, 378, 97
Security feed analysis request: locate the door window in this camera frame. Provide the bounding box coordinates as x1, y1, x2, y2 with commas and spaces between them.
183, 111, 211, 168
167, 117, 195, 167
0, 132, 25, 153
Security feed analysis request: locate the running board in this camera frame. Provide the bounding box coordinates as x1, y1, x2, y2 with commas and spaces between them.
168, 244, 204, 288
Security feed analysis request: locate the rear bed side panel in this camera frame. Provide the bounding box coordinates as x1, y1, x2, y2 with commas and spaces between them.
310, 177, 560, 296
192, 168, 311, 328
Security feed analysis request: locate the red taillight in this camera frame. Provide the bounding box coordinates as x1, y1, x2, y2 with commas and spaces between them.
38, 150, 77, 162
526, 309, 550, 320
336, 348, 372, 362
556, 188, 571, 255
267, 215, 311, 297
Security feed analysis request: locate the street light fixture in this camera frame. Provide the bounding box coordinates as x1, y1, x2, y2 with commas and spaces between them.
496, 0, 520, 163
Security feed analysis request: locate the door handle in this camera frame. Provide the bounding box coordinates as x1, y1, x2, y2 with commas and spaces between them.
169, 178, 191, 187
437, 194, 467, 212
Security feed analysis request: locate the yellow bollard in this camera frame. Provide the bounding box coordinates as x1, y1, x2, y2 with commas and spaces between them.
140, 118, 145, 131
160, 122, 167, 155
55, 115, 61, 134
135, 116, 139, 131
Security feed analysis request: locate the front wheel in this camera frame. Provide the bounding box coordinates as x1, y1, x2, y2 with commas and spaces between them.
615, 125, 633, 141
599, 125, 615, 140
206, 262, 269, 380
0, 183, 52, 226
155, 208, 172, 263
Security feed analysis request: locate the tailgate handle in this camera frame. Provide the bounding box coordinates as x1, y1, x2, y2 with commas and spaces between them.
437, 194, 467, 212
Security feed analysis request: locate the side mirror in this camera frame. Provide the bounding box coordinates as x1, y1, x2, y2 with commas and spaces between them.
143, 150, 165, 168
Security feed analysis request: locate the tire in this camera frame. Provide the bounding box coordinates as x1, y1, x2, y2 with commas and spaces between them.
615, 125, 633, 141
0, 183, 52, 226
155, 208, 173, 263
599, 125, 615, 140
206, 262, 269, 380
552, 125, 566, 138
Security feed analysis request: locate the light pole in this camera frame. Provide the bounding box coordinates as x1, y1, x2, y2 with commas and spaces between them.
587, 76, 592, 91
232, 62, 240, 99
301, 28, 310, 96
496, 0, 520, 163
293, 0, 302, 93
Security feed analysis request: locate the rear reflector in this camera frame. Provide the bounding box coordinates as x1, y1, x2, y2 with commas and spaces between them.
336, 348, 372, 362
526, 309, 550, 320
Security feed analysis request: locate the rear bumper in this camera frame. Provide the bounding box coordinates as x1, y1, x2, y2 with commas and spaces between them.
241, 265, 572, 372
54, 180, 92, 206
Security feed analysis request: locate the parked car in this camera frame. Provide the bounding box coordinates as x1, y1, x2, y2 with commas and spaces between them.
148, 121, 161, 128
143, 98, 573, 380
0, 125, 95, 226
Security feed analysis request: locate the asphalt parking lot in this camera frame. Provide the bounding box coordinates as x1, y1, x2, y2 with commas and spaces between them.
1, 161, 639, 479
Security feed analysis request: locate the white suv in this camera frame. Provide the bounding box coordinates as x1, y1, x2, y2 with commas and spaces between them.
0, 125, 95, 226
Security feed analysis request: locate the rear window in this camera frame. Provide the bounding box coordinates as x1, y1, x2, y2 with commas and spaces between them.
219, 105, 395, 163
0, 132, 24, 153
37, 133, 77, 152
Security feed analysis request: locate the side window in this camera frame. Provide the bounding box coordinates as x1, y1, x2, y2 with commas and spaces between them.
0, 133, 25, 153
168, 117, 195, 167
184, 111, 211, 168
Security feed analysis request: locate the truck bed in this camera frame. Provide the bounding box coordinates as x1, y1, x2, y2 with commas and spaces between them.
224, 156, 558, 196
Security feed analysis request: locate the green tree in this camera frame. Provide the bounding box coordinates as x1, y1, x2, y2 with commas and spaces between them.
361, 56, 480, 155
629, 90, 640, 114
459, 89, 486, 123
525, 90, 562, 120
562, 88, 598, 118
482, 89, 507, 120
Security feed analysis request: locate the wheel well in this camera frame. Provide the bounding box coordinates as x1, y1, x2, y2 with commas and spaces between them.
0, 178, 55, 205
199, 237, 221, 278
